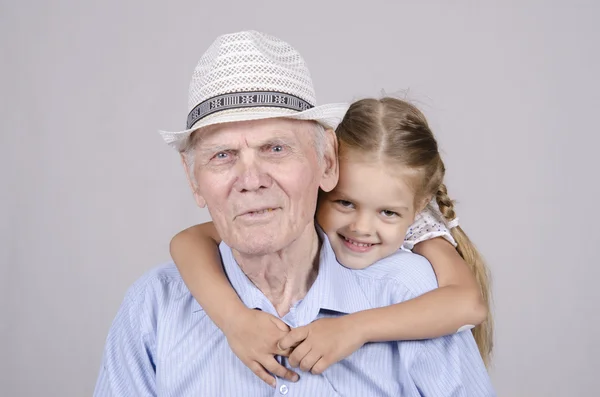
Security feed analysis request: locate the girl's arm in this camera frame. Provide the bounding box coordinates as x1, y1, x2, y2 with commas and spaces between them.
352, 236, 487, 342
279, 237, 487, 374
170, 223, 299, 386
170, 223, 243, 330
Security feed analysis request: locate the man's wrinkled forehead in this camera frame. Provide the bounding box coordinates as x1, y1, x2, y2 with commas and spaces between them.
192, 118, 314, 149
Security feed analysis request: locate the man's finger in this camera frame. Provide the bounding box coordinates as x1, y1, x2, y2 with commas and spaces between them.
262, 356, 299, 382
279, 326, 309, 350
249, 361, 276, 388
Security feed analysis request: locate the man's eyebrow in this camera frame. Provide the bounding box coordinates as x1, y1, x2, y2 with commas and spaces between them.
258, 129, 297, 141
258, 136, 297, 146
194, 128, 299, 152
194, 144, 233, 158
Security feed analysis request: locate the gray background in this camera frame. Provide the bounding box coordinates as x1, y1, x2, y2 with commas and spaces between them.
1, 0, 599, 396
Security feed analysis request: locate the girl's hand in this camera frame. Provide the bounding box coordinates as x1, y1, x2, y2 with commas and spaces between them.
223, 308, 299, 387
278, 316, 366, 375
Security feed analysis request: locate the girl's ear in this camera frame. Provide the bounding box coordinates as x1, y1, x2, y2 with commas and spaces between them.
416, 195, 433, 214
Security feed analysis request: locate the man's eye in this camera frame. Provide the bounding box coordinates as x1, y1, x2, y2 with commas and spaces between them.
271, 145, 284, 153
381, 210, 399, 218
212, 151, 235, 161
209, 151, 235, 164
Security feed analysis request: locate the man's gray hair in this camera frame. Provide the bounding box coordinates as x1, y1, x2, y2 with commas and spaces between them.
182, 121, 328, 187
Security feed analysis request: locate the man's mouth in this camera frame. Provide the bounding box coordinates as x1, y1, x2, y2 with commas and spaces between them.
236, 207, 280, 220
244, 208, 277, 215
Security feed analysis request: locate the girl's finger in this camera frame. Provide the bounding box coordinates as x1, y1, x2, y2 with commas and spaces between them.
269, 316, 291, 333
262, 356, 299, 383
279, 326, 308, 350
275, 344, 293, 357
311, 356, 330, 375
299, 350, 322, 373
288, 341, 311, 368
249, 361, 276, 388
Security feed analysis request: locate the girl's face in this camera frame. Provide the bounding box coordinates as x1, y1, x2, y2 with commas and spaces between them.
317, 150, 420, 269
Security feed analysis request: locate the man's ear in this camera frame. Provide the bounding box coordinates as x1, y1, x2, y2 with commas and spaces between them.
180, 154, 206, 208
319, 128, 339, 192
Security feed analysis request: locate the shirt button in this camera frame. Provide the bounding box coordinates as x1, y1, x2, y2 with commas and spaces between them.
279, 384, 289, 395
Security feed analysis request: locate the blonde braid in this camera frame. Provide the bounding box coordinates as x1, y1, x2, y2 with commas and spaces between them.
435, 183, 494, 366
435, 183, 457, 221
337, 97, 494, 366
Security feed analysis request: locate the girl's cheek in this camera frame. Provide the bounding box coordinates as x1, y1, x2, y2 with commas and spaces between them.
319, 205, 349, 232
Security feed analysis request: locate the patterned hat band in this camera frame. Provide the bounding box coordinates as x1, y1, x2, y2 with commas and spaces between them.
186, 91, 315, 129
159, 31, 349, 150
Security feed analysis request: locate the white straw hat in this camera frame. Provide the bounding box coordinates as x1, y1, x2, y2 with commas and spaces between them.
159, 30, 349, 151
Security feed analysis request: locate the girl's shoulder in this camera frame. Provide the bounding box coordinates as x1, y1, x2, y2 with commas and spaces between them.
354, 250, 438, 298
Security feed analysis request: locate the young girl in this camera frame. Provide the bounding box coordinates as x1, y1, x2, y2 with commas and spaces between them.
171, 97, 493, 386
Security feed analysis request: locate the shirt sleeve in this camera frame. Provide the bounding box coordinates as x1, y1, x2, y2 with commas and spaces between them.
410, 332, 496, 396
385, 254, 495, 396
94, 285, 157, 397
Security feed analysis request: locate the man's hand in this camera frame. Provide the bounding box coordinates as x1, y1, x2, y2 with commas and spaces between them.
278, 316, 366, 375
224, 308, 299, 387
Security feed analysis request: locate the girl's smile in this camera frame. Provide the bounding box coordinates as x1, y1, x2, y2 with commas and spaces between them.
317, 148, 423, 270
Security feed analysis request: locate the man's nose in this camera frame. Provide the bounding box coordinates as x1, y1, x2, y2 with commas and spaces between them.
233, 153, 272, 192
349, 212, 374, 236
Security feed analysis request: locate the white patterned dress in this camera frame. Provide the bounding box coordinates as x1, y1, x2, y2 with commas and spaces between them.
403, 199, 460, 250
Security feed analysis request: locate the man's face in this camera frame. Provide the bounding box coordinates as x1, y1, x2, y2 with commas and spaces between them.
186, 118, 337, 255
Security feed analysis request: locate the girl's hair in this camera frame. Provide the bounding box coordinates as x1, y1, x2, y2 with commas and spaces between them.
336, 97, 493, 366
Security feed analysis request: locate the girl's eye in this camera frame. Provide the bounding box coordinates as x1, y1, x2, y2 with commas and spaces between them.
336, 200, 354, 208
381, 210, 399, 218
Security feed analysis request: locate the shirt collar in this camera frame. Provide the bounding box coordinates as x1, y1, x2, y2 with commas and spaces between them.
191, 242, 269, 313
192, 227, 373, 319
294, 228, 373, 322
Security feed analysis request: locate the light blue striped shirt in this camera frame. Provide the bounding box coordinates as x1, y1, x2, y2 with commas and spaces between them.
94, 231, 495, 396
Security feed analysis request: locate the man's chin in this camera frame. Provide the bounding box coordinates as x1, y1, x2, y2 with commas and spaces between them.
234, 244, 280, 257
230, 236, 284, 256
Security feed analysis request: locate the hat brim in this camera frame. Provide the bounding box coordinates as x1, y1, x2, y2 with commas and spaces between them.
158, 103, 349, 151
